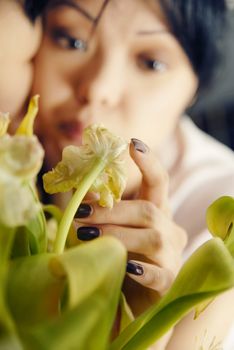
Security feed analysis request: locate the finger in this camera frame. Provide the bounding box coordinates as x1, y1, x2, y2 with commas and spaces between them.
74, 202, 187, 260
126, 260, 174, 295
75, 223, 163, 255
74, 200, 163, 228
83, 192, 99, 201
130, 139, 170, 214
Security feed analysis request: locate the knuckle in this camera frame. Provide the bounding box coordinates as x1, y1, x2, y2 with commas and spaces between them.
149, 230, 164, 252
93, 205, 109, 223
142, 267, 174, 294
141, 201, 157, 227
101, 224, 113, 236
109, 227, 127, 244
143, 268, 159, 288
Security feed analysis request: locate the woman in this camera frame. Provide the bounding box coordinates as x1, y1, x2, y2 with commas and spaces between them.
25, 1, 234, 349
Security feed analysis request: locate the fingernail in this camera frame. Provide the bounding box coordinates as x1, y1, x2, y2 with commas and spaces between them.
77, 227, 100, 241
75, 204, 92, 218
126, 261, 144, 276
131, 138, 148, 153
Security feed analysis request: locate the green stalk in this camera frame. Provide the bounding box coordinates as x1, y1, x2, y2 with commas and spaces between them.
0, 225, 16, 264
53, 159, 106, 254
0, 225, 16, 333
224, 225, 234, 258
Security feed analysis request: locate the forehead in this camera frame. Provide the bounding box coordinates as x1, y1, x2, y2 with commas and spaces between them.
47, 0, 168, 31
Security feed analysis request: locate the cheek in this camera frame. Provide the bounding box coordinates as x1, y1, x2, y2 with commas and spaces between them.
0, 62, 33, 117
33, 52, 72, 115
124, 73, 196, 148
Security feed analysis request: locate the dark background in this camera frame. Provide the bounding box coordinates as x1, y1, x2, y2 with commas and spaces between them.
190, 10, 234, 150
191, 100, 234, 150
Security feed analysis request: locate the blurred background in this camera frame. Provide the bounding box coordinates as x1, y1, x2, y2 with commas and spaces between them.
190, 9, 234, 150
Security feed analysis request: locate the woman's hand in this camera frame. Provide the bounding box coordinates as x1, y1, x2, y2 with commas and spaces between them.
73, 139, 187, 316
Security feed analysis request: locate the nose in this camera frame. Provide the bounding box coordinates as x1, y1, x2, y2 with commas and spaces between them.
77, 49, 126, 108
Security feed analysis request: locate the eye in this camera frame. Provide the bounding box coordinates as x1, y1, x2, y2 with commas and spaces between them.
50, 28, 87, 51
137, 54, 167, 73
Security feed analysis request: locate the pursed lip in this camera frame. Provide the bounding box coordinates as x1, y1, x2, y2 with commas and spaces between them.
57, 119, 85, 143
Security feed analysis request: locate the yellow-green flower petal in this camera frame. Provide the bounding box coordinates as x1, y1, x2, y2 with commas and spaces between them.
206, 196, 234, 240
43, 145, 93, 193
43, 124, 128, 208
0, 112, 10, 137
16, 95, 39, 136
90, 164, 127, 207
0, 134, 44, 180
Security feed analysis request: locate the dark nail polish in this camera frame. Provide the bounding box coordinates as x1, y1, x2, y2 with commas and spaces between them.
126, 261, 144, 276
75, 204, 92, 218
131, 138, 148, 153
77, 226, 100, 241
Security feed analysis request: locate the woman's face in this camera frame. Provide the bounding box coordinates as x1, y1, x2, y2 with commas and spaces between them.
0, 0, 41, 117
33, 0, 198, 194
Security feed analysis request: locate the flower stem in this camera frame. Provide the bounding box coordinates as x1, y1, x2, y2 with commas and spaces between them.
0, 225, 16, 264
53, 159, 106, 254
0, 225, 16, 333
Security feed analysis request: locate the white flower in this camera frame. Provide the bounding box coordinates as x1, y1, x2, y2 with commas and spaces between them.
0, 134, 44, 181
0, 96, 44, 227
0, 179, 40, 227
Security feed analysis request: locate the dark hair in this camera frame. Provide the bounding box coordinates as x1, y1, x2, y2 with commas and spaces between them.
24, 0, 227, 92
23, 0, 48, 21
159, 0, 227, 94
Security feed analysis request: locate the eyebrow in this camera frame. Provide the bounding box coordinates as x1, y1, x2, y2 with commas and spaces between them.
47, 0, 110, 28
47, 0, 96, 22
136, 29, 169, 36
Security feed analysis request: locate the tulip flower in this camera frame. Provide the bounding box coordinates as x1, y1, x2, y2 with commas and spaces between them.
43, 124, 128, 253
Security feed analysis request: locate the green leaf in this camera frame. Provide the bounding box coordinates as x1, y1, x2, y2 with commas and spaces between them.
26, 208, 47, 255
11, 227, 31, 258
0, 333, 23, 350
27, 185, 47, 254
0, 263, 15, 336
6, 253, 63, 327
119, 293, 134, 333
111, 238, 234, 350
6, 237, 126, 350
194, 298, 214, 319
11, 209, 47, 258
21, 292, 119, 350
